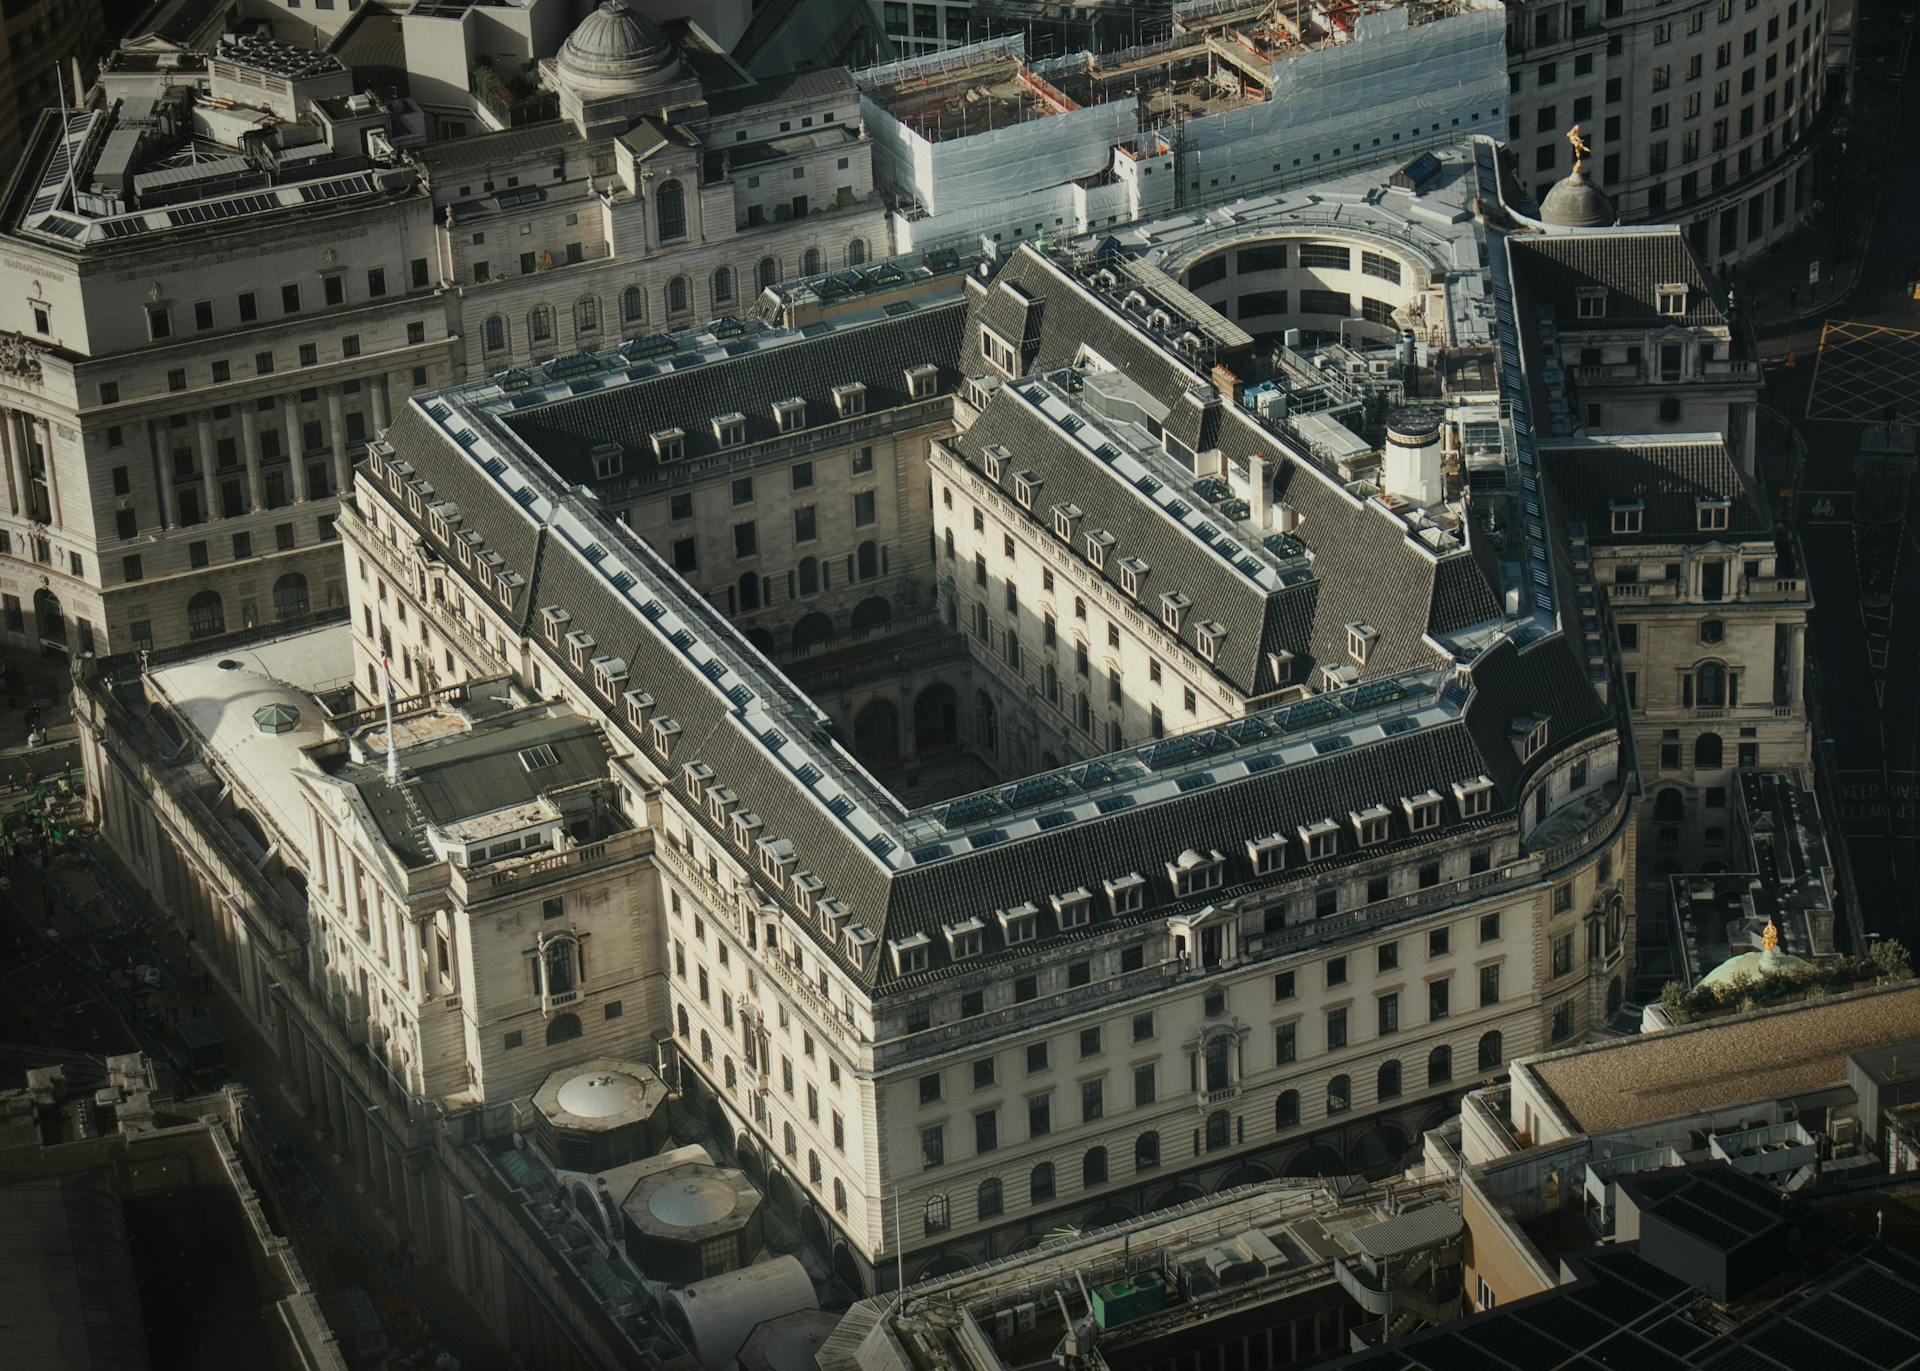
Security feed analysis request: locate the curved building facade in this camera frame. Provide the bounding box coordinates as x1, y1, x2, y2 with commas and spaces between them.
1503, 0, 1838, 267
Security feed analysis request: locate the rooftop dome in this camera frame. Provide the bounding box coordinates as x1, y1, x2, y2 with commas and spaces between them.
1539, 158, 1616, 229
555, 1068, 650, 1119
1698, 919, 1812, 990
556, 0, 680, 99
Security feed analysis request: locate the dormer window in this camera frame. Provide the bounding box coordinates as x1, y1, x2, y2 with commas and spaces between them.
997, 903, 1039, 944
1298, 818, 1339, 862
1167, 848, 1225, 896
983, 444, 1009, 483
705, 785, 736, 825
730, 810, 763, 848
1350, 805, 1392, 846
1453, 775, 1495, 817
844, 923, 877, 960
818, 896, 851, 933
1696, 498, 1730, 531
757, 836, 796, 881
905, 363, 939, 398
1267, 650, 1295, 686
980, 325, 1018, 376
1402, 790, 1444, 832
1195, 620, 1225, 663
590, 443, 623, 480
1161, 591, 1190, 632
773, 397, 806, 432
565, 629, 596, 669
651, 428, 685, 462
1346, 622, 1378, 666
648, 716, 682, 756
832, 382, 867, 417
1609, 500, 1644, 535
713, 413, 746, 448
1051, 503, 1082, 541
623, 689, 654, 728
1013, 470, 1042, 509
591, 654, 628, 697
1051, 888, 1093, 928
1103, 873, 1146, 915
1657, 283, 1688, 316
1119, 556, 1149, 597
890, 932, 930, 975
1246, 833, 1287, 875
681, 761, 714, 802
1084, 529, 1115, 570
1576, 287, 1607, 319
943, 917, 985, 959
539, 604, 571, 644
790, 870, 824, 913
1512, 716, 1551, 762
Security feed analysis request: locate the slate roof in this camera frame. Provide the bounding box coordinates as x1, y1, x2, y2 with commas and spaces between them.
417, 121, 579, 173
1509, 229, 1726, 330
703, 66, 857, 118
501, 300, 966, 483
1539, 437, 1769, 545
349, 713, 613, 866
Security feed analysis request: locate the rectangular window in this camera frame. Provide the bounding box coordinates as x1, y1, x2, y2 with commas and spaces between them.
1326, 1006, 1348, 1050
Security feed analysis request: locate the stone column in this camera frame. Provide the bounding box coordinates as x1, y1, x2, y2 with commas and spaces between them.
239, 404, 265, 512
36, 420, 59, 528
371, 374, 391, 432
285, 393, 314, 502
196, 411, 218, 515
327, 386, 350, 499
145, 420, 171, 531
0, 409, 18, 515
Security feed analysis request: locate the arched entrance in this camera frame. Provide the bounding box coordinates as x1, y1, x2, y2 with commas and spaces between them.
766, 1168, 799, 1217
1153, 1182, 1205, 1209
851, 595, 893, 633
799, 1206, 828, 1253
832, 1241, 866, 1295
1282, 1143, 1345, 1177
1084, 1201, 1135, 1228
792, 612, 833, 653
272, 571, 310, 620
1349, 1122, 1409, 1174
1219, 1162, 1272, 1189
853, 698, 901, 768
745, 627, 776, 655
735, 1133, 766, 1185
186, 589, 225, 640
31, 588, 63, 648
913, 683, 959, 750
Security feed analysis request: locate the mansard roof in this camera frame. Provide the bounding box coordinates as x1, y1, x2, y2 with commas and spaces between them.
1509, 228, 1727, 330
1539, 436, 1769, 544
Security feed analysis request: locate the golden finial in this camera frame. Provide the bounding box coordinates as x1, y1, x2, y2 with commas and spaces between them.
1567, 124, 1591, 169
1762, 918, 1780, 954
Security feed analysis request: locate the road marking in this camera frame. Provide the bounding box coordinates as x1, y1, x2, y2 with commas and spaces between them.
1878, 679, 1889, 709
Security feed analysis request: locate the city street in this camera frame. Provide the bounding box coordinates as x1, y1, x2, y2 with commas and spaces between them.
1763, 0, 1920, 947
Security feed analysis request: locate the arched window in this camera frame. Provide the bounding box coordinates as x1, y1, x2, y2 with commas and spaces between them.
803, 246, 823, 276
809, 1150, 823, 1184
847, 238, 869, 267
975, 689, 997, 751
187, 590, 225, 639
1695, 661, 1728, 707
724, 1056, 736, 1090
757, 256, 779, 290
574, 296, 599, 334
1658, 395, 1681, 423
1083, 1146, 1108, 1187
1275, 1090, 1300, 1129
1654, 787, 1685, 821
272, 572, 309, 620
676, 1005, 689, 1038
666, 276, 690, 314
1030, 1162, 1055, 1203
738, 571, 761, 612
1428, 1045, 1453, 1087
543, 937, 577, 995
1205, 1109, 1231, 1151
621, 285, 645, 323
924, 1194, 949, 1235
699, 1030, 712, 1062
484, 314, 506, 351
546, 1012, 582, 1045
834, 1178, 848, 1214
1327, 1074, 1351, 1115
711, 266, 734, 306
1377, 1060, 1402, 1101
977, 1177, 1003, 1219
1135, 1131, 1160, 1171
855, 540, 879, 580
529, 304, 554, 343
1204, 1036, 1232, 1092
1478, 1030, 1504, 1072
797, 556, 819, 596
657, 179, 687, 241
1694, 731, 1723, 768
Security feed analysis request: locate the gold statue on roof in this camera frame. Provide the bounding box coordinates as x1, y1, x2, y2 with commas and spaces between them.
1567, 124, 1591, 167
1762, 917, 1781, 954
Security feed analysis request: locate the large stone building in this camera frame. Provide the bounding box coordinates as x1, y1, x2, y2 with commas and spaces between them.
1503, 0, 1841, 267
0, 4, 884, 659
74, 135, 1774, 1364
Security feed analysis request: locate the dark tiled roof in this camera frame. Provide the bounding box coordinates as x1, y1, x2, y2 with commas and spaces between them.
1539, 438, 1768, 544
501, 301, 966, 482
704, 66, 857, 117
417, 121, 578, 172
1509, 230, 1725, 330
